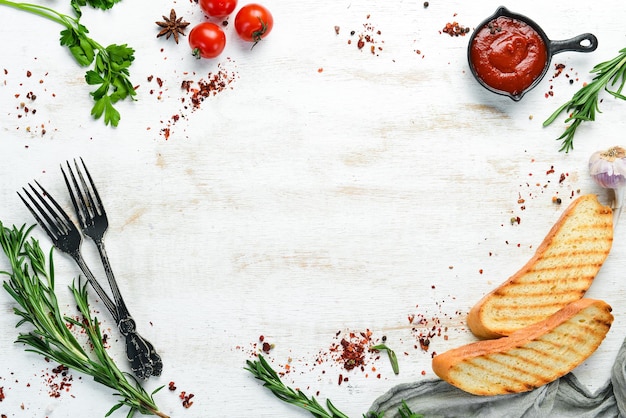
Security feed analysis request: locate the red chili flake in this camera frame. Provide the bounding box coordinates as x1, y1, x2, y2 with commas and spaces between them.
345, 16, 384, 55
559, 173, 567, 183
357, 36, 365, 49
442, 21, 470, 36
336, 331, 370, 370
180, 391, 195, 408
26, 70, 32, 77
0, 386, 4, 402
45, 364, 73, 398
553, 63, 566, 78
168, 381, 177, 391
151, 60, 238, 140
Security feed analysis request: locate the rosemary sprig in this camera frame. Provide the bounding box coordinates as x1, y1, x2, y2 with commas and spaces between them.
0, 223, 168, 418
543, 47, 626, 152
0, 0, 136, 126
245, 354, 423, 418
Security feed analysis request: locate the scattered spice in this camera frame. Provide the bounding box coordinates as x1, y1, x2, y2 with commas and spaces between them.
45, 364, 73, 398
156, 9, 190, 44
179, 391, 195, 408
442, 21, 470, 37
168, 381, 177, 391
0, 386, 4, 402
336, 331, 369, 371
545, 63, 580, 98
3, 66, 56, 137
147, 59, 239, 139
342, 15, 384, 56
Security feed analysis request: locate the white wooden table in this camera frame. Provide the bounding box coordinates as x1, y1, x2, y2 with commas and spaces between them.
1, 0, 626, 416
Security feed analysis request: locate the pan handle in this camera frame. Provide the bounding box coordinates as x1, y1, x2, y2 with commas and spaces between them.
550, 33, 598, 55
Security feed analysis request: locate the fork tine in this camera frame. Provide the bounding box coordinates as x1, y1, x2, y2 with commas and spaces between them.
24, 182, 69, 236
32, 181, 76, 235
74, 158, 103, 216
62, 162, 87, 227
17, 188, 57, 240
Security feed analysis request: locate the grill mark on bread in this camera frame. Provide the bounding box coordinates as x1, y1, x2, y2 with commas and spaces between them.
468, 194, 613, 339
451, 351, 555, 393
434, 299, 613, 395
485, 296, 608, 332
493, 280, 592, 296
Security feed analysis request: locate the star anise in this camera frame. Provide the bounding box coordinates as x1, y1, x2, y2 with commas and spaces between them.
156, 9, 190, 44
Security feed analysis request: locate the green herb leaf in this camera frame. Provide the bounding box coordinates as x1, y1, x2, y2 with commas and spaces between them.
0, 223, 168, 418
246, 354, 422, 418
370, 344, 400, 375
544, 47, 626, 152
0, 0, 136, 126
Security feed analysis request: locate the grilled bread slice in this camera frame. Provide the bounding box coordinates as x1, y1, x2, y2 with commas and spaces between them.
468, 194, 613, 339
432, 298, 613, 396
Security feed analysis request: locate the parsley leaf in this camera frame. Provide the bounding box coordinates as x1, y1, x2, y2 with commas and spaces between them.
1, 0, 136, 127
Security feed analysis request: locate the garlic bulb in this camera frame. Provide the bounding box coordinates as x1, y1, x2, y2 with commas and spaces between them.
589, 145, 626, 227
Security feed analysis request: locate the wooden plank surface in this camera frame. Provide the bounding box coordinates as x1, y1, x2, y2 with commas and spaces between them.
1, 0, 626, 416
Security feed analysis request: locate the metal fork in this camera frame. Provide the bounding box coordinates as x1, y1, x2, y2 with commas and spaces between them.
61, 158, 162, 379
18, 182, 118, 321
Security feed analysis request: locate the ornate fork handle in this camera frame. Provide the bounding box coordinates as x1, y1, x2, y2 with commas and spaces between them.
62, 159, 162, 379
96, 239, 163, 378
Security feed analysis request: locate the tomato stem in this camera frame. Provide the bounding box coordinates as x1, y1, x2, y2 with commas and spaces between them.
250, 17, 268, 49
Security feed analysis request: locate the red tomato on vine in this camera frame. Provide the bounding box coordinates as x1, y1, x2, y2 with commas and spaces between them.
234, 4, 273, 45
188, 22, 226, 59
199, 0, 238, 18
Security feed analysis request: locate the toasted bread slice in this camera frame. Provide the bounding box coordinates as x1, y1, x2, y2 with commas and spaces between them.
468, 194, 613, 339
433, 298, 613, 396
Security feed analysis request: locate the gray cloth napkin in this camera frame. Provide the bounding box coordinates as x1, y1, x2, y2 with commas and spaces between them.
368, 337, 626, 418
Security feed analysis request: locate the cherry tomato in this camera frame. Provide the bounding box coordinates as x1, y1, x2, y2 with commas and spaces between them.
188, 22, 226, 59
234, 3, 274, 44
199, 0, 238, 18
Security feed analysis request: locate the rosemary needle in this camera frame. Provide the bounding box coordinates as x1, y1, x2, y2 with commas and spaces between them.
245, 354, 423, 418
543, 47, 626, 153
0, 223, 167, 418
370, 344, 400, 375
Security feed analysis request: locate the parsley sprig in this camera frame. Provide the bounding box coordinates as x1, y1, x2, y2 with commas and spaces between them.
245, 354, 423, 418
0, 0, 135, 126
0, 223, 168, 418
544, 48, 626, 152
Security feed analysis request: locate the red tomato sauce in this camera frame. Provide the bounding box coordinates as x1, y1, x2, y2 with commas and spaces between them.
470, 16, 548, 96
